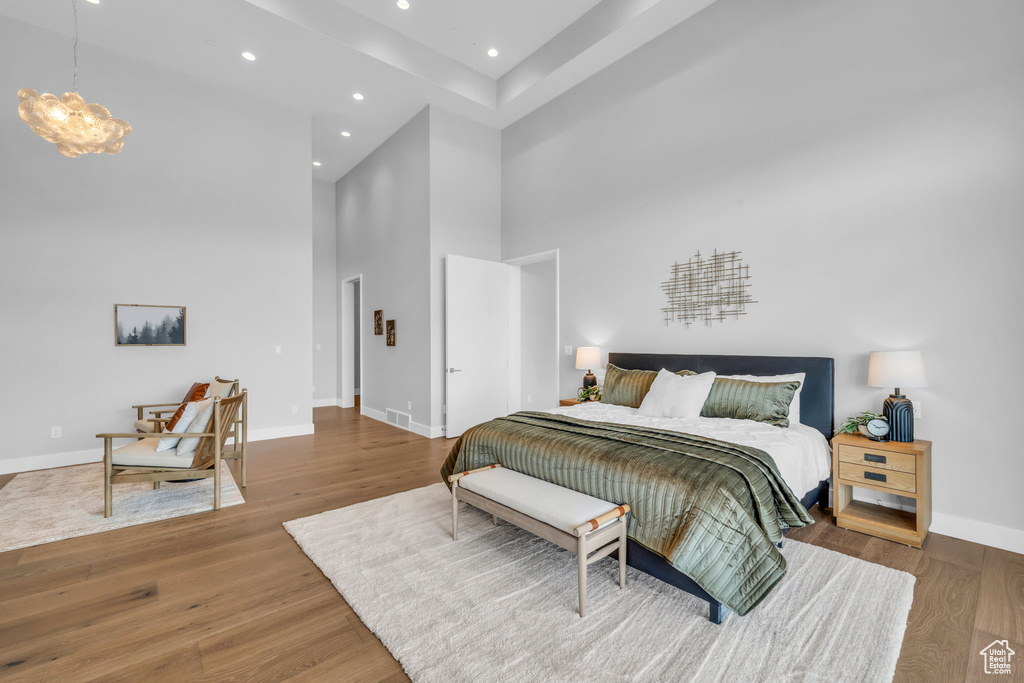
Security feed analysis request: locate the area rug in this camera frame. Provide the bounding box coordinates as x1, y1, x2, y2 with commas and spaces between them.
285, 484, 916, 683
0, 461, 244, 553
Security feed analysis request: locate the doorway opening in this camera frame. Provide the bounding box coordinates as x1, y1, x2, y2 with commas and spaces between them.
340, 274, 363, 409
506, 250, 559, 413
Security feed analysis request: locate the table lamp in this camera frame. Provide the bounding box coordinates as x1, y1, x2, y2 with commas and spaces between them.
868, 350, 927, 442
575, 347, 601, 389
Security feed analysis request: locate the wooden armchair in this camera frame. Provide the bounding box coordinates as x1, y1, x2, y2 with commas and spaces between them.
133, 376, 239, 434
97, 391, 248, 518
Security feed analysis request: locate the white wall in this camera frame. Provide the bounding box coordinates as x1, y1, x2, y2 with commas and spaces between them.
428, 107, 503, 431
0, 18, 315, 473
501, 0, 1024, 547
336, 108, 432, 428
336, 106, 500, 436
313, 179, 338, 404
520, 259, 559, 410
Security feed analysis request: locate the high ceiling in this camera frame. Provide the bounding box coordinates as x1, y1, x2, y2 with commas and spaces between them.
332, 0, 602, 80
0, 0, 718, 181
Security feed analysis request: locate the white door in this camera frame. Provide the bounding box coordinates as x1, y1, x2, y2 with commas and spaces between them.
446, 254, 509, 438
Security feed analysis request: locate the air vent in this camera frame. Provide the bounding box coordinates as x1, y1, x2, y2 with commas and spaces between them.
386, 408, 412, 431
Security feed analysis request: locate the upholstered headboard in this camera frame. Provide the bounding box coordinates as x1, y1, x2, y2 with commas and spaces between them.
606, 353, 835, 440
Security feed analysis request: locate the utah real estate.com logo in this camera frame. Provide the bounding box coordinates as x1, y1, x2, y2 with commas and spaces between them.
979, 640, 1015, 675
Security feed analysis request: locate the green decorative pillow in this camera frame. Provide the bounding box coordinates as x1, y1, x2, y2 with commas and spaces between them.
700, 377, 801, 427
601, 364, 696, 408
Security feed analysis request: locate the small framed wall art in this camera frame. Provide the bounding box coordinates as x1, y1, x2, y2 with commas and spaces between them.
386, 319, 396, 346
115, 304, 186, 346
374, 310, 384, 335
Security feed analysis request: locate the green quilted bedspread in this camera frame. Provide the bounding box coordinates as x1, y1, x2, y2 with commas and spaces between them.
439, 411, 814, 616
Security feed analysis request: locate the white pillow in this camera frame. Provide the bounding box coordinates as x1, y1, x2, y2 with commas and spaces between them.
206, 379, 234, 399
176, 397, 216, 457
638, 370, 717, 419
719, 372, 806, 423
156, 401, 200, 452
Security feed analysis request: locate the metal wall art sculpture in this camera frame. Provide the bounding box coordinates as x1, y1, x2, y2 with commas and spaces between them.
661, 250, 757, 327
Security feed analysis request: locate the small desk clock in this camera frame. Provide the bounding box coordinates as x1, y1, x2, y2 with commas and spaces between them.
862, 418, 891, 442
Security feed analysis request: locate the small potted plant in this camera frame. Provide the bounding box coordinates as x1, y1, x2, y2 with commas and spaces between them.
577, 386, 601, 402
838, 410, 886, 437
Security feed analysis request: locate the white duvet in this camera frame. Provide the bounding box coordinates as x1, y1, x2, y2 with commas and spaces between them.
548, 402, 831, 498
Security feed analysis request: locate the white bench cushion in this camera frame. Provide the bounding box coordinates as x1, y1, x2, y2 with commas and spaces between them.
111, 438, 196, 468
460, 468, 618, 535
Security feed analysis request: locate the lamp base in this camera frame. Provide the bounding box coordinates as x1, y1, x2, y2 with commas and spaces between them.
582, 372, 597, 389
883, 393, 914, 442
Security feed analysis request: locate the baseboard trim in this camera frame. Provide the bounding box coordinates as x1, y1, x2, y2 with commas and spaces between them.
361, 406, 387, 422
248, 423, 315, 442
931, 512, 1024, 556
0, 423, 316, 475
313, 398, 339, 408
360, 407, 443, 439
410, 421, 445, 439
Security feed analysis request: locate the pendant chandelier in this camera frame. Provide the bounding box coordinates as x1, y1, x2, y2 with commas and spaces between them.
17, 0, 131, 157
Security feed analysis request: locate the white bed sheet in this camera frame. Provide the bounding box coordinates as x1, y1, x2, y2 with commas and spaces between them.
548, 402, 831, 498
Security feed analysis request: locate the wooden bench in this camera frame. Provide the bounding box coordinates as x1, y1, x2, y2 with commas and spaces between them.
448, 464, 630, 617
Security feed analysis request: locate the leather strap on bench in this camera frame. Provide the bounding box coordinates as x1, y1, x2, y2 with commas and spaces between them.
448, 463, 501, 484
573, 504, 631, 537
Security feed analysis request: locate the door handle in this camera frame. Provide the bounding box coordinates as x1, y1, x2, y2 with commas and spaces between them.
448, 368, 462, 373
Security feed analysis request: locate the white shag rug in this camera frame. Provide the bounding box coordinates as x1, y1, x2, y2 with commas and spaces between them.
285, 483, 916, 683
0, 461, 244, 552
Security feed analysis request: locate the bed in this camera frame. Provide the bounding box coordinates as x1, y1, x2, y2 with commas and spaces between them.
441, 353, 834, 623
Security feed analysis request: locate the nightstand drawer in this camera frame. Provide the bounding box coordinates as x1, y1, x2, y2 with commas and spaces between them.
838, 462, 917, 494
837, 444, 916, 474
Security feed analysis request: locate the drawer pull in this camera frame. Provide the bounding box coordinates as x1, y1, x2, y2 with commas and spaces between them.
864, 471, 887, 483
864, 453, 886, 464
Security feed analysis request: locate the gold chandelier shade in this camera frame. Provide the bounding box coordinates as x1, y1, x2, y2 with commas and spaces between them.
18, 88, 131, 157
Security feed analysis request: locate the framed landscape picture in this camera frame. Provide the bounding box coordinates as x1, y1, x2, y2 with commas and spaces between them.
115, 304, 186, 346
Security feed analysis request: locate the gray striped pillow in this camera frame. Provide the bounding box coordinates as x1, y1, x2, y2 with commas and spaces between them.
700, 377, 801, 427
601, 364, 696, 408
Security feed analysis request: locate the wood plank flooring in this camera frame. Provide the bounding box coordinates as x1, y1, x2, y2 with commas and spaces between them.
0, 407, 1021, 682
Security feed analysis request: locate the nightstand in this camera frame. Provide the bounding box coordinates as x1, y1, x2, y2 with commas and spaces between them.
831, 432, 932, 548
559, 399, 597, 407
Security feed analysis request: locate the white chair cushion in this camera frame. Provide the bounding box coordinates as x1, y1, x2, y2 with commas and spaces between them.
134, 419, 159, 433
460, 468, 619, 534
176, 397, 216, 457
156, 400, 201, 452
638, 370, 717, 419
206, 380, 234, 399
111, 438, 196, 468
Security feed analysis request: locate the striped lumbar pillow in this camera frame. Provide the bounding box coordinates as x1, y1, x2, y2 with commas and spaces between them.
600, 363, 696, 409
700, 377, 802, 427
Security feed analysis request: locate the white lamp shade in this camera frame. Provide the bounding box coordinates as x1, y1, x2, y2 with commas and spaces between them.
868, 350, 928, 389
575, 346, 601, 371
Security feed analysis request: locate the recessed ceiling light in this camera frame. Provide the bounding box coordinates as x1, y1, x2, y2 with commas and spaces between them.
341, 131, 351, 137
352, 93, 364, 101
397, 0, 410, 8
313, 161, 322, 167
241, 51, 256, 61
487, 48, 499, 57
86, 0, 100, 4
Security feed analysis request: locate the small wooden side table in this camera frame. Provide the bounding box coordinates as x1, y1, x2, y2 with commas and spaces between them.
559, 399, 598, 407
831, 432, 932, 547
